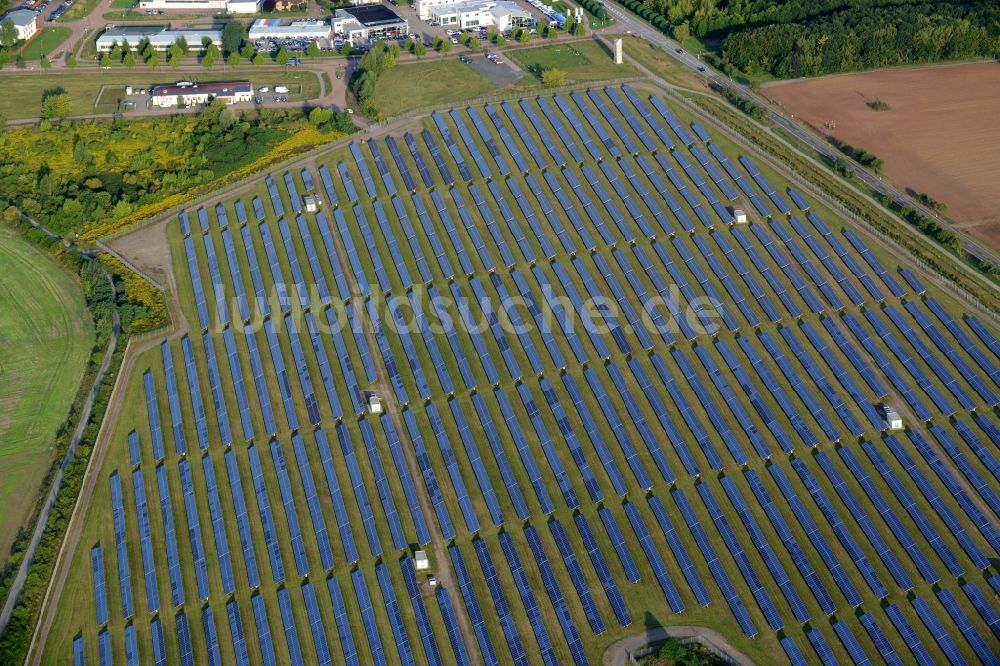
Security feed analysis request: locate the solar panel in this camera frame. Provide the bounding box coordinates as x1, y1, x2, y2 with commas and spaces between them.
247, 444, 286, 583
202, 454, 236, 594
548, 518, 606, 634
302, 580, 334, 666
109, 473, 134, 619
936, 587, 994, 664
858, 439, 963, 577
335, 422, 385, 557
174, 612, 194, 666
385, 136, 416, 192
859, 612, 902, 666
401, 556, 443, 666
227, 598, 251, 666
142, 370, 165, 461
367, 140, 396, 196
404, 132, 435, 188
961, 581, 1000, 641
436, 586, 472, 666
351, 569, 386, 666
743, 468, 837, 614
623, 501, 685, 614
277, 587, 305, 666
151, 616, 169, 666
97, 628, 112, 666
222, 326, 255, 441
241, 323, 277, 437
426, 402, 480, 530
789, 458, 889, 599
403, 409, 456, 540
358, 417, 408, 550
720, 476, 809, 623
646, 494, 710, 607
515, 382, 579, 509
374, 561, 417, 665
379, 413, 432, 545
780, 635, 808, 666
805, 626, 837, 665
312, 428, 358, 565
448, 398, 504, 526
251, 593, 277, 666
885, 603, 935, 666
131, 468, 160, 613
911, 596, 965, 665
124, 622, 138, 666
350, 141, 379, 198
524, 525, 589, 665
154, 464, 185, 607
269, 439, 311, 575
768, 463, 864, 607
583, 367, 652, 490
498, 531, 558, 666
91, 544, 108, 626
900, 431, 1000, 557
202, 606, 222, 666
291, 433, 335, 569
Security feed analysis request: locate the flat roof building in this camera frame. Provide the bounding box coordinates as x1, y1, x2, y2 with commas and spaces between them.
249, 18, 332, 41
96, 26, 223, 52
332, 5, 407, 43
426, 0, 532, 31
137, 0, 260, 13
150, 80, 252, 107
2, 9, 39, 41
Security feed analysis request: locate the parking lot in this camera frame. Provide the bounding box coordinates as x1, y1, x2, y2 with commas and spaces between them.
462, 52, 523, 87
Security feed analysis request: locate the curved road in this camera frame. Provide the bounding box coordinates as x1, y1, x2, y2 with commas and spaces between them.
601, 1, 999, 269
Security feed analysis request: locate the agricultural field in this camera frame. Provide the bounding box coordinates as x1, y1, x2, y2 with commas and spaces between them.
0, 226, 93, 560
41, 84, 1000, 666
764, 61, 1000, 251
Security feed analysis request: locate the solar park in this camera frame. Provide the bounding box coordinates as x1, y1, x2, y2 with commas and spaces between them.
46, 83, 1000, 665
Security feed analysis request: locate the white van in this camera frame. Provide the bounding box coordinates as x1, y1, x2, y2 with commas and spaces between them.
274, 85, 289, 94
258, 86, 269, 92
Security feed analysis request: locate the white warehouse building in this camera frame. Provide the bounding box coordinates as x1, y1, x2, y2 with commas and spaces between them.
426, 0, 532, 31
248, 18, 332, 41
96, 26, 223, 52
137, 0, 259, 13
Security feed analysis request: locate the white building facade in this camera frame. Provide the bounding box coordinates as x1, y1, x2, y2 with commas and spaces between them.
2, 9, 38, 41
150, 81, 252, 107
422, 0, 532, 30
248, 18, 332, 41
96, 27, 223, 52
136, 0, 260, 13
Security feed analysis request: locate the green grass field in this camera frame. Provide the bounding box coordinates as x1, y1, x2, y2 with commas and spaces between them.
0, 69, 322, 119
371, 59, 496, 118
0, 226, 93, 561
20, 27, 72, 61
39, 85, 1000, 666
509, 39, 638, 81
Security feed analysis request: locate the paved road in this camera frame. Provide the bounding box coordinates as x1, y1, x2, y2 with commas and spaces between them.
601, 2, 998, 269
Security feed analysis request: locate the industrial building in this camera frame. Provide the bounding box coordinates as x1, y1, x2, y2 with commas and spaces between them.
137, 0, 259, 13
96, 26, 223, 52
425, 0, 532, 31
1, 8, 38, 41
332, 5, 408, 43
150, 81, 252, 108
248, 18, 332, 41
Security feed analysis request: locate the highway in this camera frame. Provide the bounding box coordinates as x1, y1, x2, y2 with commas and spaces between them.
601, 2, 999, 269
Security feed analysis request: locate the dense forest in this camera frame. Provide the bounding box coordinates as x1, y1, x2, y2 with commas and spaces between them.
636, 0, 1000, 77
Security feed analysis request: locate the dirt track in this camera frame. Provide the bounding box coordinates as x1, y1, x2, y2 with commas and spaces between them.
764, 61, 1000, 250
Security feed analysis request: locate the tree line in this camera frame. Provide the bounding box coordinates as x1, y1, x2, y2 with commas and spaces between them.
618, 0, 1000, 78
721, 1, 1000, 78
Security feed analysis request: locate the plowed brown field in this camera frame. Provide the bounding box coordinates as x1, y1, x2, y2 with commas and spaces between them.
764, 61, 1000, 249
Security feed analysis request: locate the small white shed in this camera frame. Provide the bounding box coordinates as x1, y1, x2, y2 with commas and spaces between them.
368, 394, 383, 415
733, 208, 748, 224
883, 406, 903, 430
303, 194, 321, 212
415, 550, 430, 570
